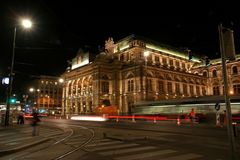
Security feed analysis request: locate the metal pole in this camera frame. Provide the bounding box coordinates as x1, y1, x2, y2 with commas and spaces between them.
218, 24, 237, 160
5, 27, 16, 126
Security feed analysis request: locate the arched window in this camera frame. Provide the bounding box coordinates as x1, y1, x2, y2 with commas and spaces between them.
212, 70, 217, 77
127, 79, 134, 92
203, 71, 208, 77
232, 66, 238, 75
213, 86, 220, 95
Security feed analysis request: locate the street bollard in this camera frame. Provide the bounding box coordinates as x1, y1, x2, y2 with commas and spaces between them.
153, 117, 156, 123
177, 116, 181, 126
232, 122, 238, 137
132, 115, 135, 123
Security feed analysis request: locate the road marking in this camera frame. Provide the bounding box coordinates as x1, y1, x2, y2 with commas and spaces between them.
1, 136, 33, 143
100, 146, 157, 156
114, 149, 177, 160
0, 132, 15, 137
86, 141, 122, 147
162, 153, 203, 160
92, 143, 139, 151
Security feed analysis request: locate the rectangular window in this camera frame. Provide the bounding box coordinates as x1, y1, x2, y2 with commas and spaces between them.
202, 87, 206, 95
167, 82, 172, 94
233, 84, 240, 94
196, 86, 200, 95
158, 80, 164, 94
101, 81, 109, 93
190, 85, 194, 95
169, 59, 173, 66
175, 83, 180, 94
213, 86, 220, 95
176, 61, 180, 67
182, 63, 185, 69
162, 58, 167, 65
183, 84, 188, 95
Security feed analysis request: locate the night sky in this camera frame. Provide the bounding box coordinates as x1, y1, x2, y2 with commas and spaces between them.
0, 0, 239, 101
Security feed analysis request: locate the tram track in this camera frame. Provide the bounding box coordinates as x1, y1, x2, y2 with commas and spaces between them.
53, 125, 95, 160
7, 124, 95, 160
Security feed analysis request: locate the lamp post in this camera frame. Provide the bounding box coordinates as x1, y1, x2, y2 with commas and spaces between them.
5, 19, 32, 126
218, 24, 237, 159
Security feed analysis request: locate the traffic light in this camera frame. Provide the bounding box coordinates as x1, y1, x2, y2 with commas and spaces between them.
9, 98, 16, 104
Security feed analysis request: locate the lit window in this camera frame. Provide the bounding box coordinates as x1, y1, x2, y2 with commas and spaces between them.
127, 80, 134, 92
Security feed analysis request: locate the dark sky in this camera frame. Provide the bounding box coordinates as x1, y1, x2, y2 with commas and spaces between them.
0, 0, 239, 101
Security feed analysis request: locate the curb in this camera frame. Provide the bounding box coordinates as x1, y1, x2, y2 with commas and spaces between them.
0, 138, 50, 157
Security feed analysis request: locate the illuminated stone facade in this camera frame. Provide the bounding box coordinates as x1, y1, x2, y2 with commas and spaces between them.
61, 35, 240, 115
191, 57, 240, 96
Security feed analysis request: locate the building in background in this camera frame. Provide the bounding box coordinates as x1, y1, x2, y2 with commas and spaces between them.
28, 75, 62, 115
61, 35, 240, 115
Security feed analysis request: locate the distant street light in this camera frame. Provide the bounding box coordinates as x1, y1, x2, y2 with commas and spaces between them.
29, 87, 35, 92
5, 18, 32, 126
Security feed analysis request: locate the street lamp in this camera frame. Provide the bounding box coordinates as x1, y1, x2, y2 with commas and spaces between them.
5, 19, 32, 126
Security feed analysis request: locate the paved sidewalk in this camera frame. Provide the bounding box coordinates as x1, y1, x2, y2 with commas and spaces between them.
0, 121, 64, 156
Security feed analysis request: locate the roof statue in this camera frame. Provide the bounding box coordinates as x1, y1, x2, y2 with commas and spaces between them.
105, 37, 115, 54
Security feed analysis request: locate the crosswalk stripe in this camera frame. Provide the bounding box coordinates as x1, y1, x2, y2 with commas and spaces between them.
92, 143, 139, 151
114, 149, 177, 160
162, 153, 203, 160
1, 136, 33, 143
0, 133, 15, 137
86, 141, 122, 147
100, 146, 157, 156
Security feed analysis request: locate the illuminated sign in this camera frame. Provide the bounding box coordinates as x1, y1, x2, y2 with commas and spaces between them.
2, 77, 9, 85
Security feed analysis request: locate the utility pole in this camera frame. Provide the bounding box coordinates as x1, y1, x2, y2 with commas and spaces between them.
5, 27, 16, 126
218, 23, 238, 160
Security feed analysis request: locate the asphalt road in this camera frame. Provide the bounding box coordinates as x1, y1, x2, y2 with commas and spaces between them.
1, 118, 240, 160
